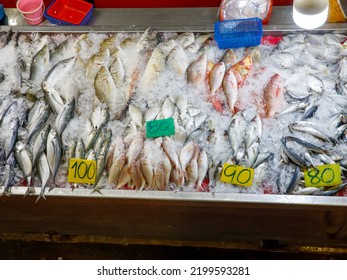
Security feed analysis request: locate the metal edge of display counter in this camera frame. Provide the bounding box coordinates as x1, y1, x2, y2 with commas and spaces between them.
1, 6, 347, 250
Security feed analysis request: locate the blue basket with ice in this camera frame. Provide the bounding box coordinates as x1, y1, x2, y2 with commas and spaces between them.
214, 18, 263, 49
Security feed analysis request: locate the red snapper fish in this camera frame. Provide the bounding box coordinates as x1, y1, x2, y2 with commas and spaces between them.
263, 74, 285, 118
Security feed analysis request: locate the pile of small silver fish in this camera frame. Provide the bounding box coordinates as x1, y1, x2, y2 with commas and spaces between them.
1, 29, 347, 201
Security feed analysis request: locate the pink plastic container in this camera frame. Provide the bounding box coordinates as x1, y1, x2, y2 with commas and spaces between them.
17, 0, 45, 25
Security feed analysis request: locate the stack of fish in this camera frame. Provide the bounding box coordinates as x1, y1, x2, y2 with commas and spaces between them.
1, 29, 347, 200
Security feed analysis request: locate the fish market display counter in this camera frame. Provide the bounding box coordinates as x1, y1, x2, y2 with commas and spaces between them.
1, 7, 347, 252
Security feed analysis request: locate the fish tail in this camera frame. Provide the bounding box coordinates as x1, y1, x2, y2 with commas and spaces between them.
35, 192, 47, 203
24, 186, 35, 197
90, 188, 103, 195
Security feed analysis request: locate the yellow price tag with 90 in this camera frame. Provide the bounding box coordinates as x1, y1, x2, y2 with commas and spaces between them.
68, 159, 96, 184
304, 163, 341, 188
220, 163, 254, 187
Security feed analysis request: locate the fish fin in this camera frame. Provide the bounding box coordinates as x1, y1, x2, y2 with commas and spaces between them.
35, 193, 47, 203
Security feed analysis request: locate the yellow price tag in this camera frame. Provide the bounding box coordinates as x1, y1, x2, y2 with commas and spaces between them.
220, 163, 254, 187
304, 164, 342, 188
68, 158, 96, 184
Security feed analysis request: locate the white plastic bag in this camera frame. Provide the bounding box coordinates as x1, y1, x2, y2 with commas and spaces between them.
219, 0, 273, 24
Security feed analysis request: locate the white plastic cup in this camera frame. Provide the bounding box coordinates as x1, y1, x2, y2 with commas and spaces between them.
293, 0, 329, 29
16, 0, 45, 25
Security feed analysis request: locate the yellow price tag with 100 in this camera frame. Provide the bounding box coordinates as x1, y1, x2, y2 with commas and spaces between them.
68, 159, 96, 184
220, 163, 254, 187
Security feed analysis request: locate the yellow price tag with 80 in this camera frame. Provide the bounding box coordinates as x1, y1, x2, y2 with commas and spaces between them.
220, 163, 254, 187
304, 163, 341, 188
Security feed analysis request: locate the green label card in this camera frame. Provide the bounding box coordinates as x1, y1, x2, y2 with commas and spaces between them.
146, 118, 175, 138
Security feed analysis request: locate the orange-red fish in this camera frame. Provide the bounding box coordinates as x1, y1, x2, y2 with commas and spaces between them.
263, 74, 285, 118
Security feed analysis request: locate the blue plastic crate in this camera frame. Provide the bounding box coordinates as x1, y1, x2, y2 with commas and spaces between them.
214, 18, 263, 49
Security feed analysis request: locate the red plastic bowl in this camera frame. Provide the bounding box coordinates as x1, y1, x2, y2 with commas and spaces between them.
46, 0, 93, 25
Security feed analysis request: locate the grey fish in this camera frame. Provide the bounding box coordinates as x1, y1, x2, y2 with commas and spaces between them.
277, 102, 310, 117
228, 111, 246, 157
301, 105, 318, 120
55, 98, 75, 138
75, 138, 85, 159
0, 31, 11, 48
50, 38, 74, 64
244, 114, 262, 149
1, 152, 16, 196
44, 56, 76, 86
32, 124, 51, 166
280, 137, 308, 168
285, 165, 301, 194
0, 100, 17, 126
26, 98, 50, 143
35, 153, 50, 203
335, 81, 347, 96
14, 141, 33, 196
289, 122, 335, 143
4, 118, 19, 160
65, 138, 77, 161
252, 152, 273, 169
85, 129, 100, 152
29, 45, 50, 85
42, 81, 65, 114
316, 183, 347, 196
46, 128, 62, 188
284, 136, 327, 154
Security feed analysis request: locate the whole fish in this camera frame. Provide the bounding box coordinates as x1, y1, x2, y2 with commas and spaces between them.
42, 81, 65, 114
86, 48, 111, 79
244, 114, 262, 149
252, 152, 273, 169
176, 32, 195, 48
221, 49, 237, 69
109, 153, 126, 186
46, 128, 62, 187
127, 132, 144, 165
44, 57, 76, 86
162, 154, 172, 187
228, 111, 247, 157
263, 74, 285, 118
186, 145, 200, 187
85, 129, 100, 152
4, 118, 19, 160
110, 57, 125, 87
29, 45, 50, 85
35, 153, 50, 203
160, 97, 176, 119
209, 62, 225, 95
196, 150, 208, 190
153, 163, 165, 190
179, 141, 196, 179
1, 152, 16, 196
50, 38, 74, 64
277, 102, 310, 117
140, 48, 166, 91
65, 138, 77, 161
0, 100, 17, 126
162, 138, 181, 170
90, 106, 109, 130
129, 104, 143, 128
94, 66, 126, 119
289, 122, 334, 143
55, 98, 75, 138
280, 137, 308, 168
167, 45, 188, 76
14, 141, 33, 196
284, 136, 327, 154
32, 123, 51, 166
26, 98, 50, 143
187, 54, 207, 89
222, 67, 238, 115
157, 39, 177, 56
307, 74, 324, 93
